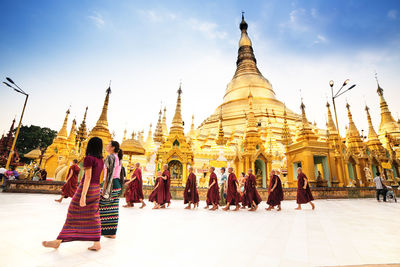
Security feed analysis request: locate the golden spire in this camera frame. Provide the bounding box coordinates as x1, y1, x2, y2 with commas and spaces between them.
375, 75, 400, 135
162, 106, 168, 137
346, 103, 360, 137
216, 107, 226, 146
233, 13, 262, 79
188, 114, 196, 139
281, 105, 292, 147
326, 102, 338, 134
365, 105, 380, 143
170, 84, 184, 135
123, 128, 127, 141
57, 108, 70, 139
67, 119, 77, 144
153, 109, 164, 143
77, 106, 88, 145
245, 90, 258, 133
146, 123, 153, 143
95, 86, 111, 129
296, 100, 317, 141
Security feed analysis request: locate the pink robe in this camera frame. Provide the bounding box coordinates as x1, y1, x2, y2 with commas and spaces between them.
206, 172, 220, 205
226, 173, 241, 205
125, 168, 144, 203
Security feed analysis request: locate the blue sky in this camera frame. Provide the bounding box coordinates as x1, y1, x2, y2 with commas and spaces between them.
0, 0, 399, 139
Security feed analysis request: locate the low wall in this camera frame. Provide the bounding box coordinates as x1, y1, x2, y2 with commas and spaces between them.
4, 181, 398, 200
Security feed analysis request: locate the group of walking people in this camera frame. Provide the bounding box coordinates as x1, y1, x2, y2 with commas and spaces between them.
43, 137, 315, 251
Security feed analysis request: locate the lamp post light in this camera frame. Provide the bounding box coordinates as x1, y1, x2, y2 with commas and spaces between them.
2, 77, 29, 170
329, 79, 356, 186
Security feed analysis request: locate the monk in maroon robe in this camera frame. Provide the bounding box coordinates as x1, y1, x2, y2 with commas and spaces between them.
183, 167, 199, 209
55, 159, 80, 203
243, 169, 262, 211
205, 167, 220, 210
266, 170, 284, 211
149, 171, 165, 209
223, 167, 241, 211
161, 164, 172, 208
124, 163, 146, 208
295, 167, 315, 210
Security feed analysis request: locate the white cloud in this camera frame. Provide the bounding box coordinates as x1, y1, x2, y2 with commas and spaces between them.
88, 11, 105, 28
388, 9, 398, 20
188, 18, 227, 40
313, 34, 328, 44
139, 9, 177, 23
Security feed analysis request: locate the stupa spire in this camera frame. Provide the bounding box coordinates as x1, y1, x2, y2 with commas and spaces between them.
146, 123, 153, 143
95, 86, 111, 129
365, 105, 380, 142
162, 106, 168, 137
245, 90, 258, 133
76, 107, 88, 146
326, 102, 338, 134
123, 128, 127, 142
296, 100, 317, 142
234, 13, 261, 79
154, 109, 164, 143
346, 103, 360, 137
57, 108, 70, 139
216, 107, 226, 146
375, 75, 399, 135
67, 119, 77, 144
170, 83, 184, 135
281, 106, 292, 147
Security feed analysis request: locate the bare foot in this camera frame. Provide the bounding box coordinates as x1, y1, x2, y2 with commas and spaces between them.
42, 240, 61, 249
310, 202, 315, 210
160, 204, 166, 209
210, 206, 218, 210
88, 243, 101, 251
249, 207, 256, 211
266, 206, 273, 211
204, 206, 209, 209
277, 207, 282, 211
222, 206, 229, 211
54, 199, 62, 203
167, 203, 171, 207
140, 203, 146, 209
184, 205, 191, 209
234, 206, 240, 211
152, 205, 160, 209
240, 206, 246, 209
123, 204, 133, 208
295, 207, 301, 210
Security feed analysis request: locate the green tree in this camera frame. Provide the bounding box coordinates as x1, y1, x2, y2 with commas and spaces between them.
14, 125, 57, 163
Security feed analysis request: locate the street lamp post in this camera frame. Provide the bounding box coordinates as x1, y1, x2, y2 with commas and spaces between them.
3, 78, 29, 170
329, 79, 356, 186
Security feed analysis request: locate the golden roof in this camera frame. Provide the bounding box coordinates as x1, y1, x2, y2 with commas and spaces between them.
121, 135, 145, 155
24, 148, 41, 159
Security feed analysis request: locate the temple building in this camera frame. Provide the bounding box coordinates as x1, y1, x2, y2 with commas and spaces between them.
42, 14, 400, 187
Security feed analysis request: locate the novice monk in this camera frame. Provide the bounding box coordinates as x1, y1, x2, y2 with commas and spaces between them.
161, 164, 171, 208
55, 159, 80, 203
149, 171, 165, 209
223, 167, 241, 211
266, 170, 284, 211
244, 169, 262, 211
295, 167, 315, 210
183, 167, 199, 209
124, 163, 146, 208
205, 167, 220, 210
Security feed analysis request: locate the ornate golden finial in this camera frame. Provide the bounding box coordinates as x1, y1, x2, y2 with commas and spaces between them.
67, 118, 77, 144
76, 106, 88, 147
170, 83, 184, 135
326, 102, 337, 133
216, 107, 226, 146
281, 105, 292, 148
365, 105, 380, 143
95, 84, 111, 129
154, 109, 164, 143
346, 102, 361, 138
123, 128, 127, 141
57, 108, 70, 139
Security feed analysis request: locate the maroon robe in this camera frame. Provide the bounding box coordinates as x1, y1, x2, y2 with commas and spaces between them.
226, 173, 241, 205
267, 175, 284, 206
149, 177, 165, 204
61, 164, 81, 198
296, 172, 314, 204
184, 173, 199, 204
243, 174, 262, 207
162, 170, 172, 204
125, 168, 144, 203
206, 172, 220, 205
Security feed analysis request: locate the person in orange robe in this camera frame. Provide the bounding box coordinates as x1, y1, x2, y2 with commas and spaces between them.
149, 171, 165, 209
204, 167, 220, 210
161, 164, 171, 208
223, 167, 241, 211
183, 167, 199, 209
124, 163, 146, 208
266, 170, 284, 211
55, 159, 80, 203
243, 169, 262, 211
295, 167, 315, 210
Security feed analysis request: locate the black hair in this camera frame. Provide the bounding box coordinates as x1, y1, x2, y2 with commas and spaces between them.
86, 137, 103, 159
221, 167, 225, 172
73, 159, 78, 164
376, 172, 381, 176
241, 172, 245, 177
110, 140, 123, 161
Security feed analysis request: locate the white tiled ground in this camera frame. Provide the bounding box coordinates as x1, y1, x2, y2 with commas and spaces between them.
0, 193, 399, 267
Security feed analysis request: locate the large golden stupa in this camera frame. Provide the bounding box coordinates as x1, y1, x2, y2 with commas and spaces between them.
43, 15, 400, 189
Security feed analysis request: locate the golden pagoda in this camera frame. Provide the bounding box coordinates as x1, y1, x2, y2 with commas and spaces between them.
76, 106, 88, 150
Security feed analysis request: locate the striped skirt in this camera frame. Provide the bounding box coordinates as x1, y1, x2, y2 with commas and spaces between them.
57, 183, 101, 242
99, 179, 121, 236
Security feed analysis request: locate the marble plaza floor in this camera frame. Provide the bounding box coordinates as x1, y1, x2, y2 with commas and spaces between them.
0, 193, 399, 267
